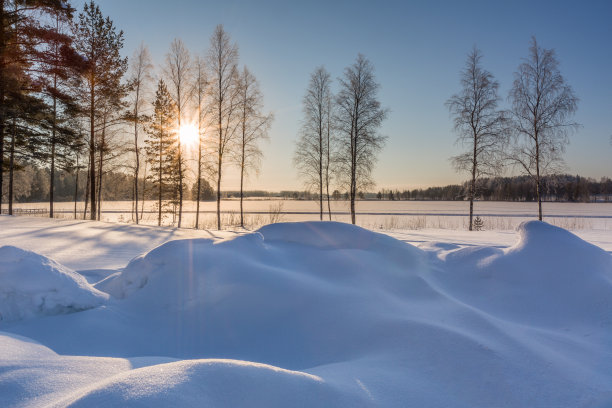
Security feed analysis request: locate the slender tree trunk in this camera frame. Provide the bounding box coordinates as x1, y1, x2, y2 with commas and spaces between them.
83, 155, 90, 219
0, 1, 5, 214
319, 111, 323, 221
217, 152, 222, 230
140, 163, 146, 221
195, 140, 201, 229
240, 106, 246, 228
134, 85, 140, 224
74, 154, 79, 219
239, 156, 244, 227
535, 133, 542, 221
326, 104, 331, 221
50, 97, 56, 219
49, 42, 58, 218
177, 138, 183, 228
469, 137, 477, 231
89, 79, 96, 220
158, 126, 162, 226
350, 115, 357, 225
97, 121, 105, 221
8, 117, 15, 215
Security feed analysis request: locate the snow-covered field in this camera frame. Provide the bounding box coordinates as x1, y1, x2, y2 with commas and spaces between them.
1, 215, 612, 407
16, 199, 612, 230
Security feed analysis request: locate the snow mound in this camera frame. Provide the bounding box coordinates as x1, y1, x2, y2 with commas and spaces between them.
0, 246, 108, 321
435, 221, 612, 327
56, 359, 367, 407
91, 222, 429, 367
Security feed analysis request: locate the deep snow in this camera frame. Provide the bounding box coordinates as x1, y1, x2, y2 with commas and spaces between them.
1, 217, 612, 407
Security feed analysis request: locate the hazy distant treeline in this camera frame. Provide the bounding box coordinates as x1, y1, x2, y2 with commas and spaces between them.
377, 175, 612, 202
5, 163, 611, 204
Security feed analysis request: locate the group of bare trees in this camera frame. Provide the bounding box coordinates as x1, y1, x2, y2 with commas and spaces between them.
0, 1, 272, 229
448, 37, 579, 229
294, 54, 388, 225
130, 25, 272, 229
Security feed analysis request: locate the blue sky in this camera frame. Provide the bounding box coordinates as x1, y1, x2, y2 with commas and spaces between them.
78, 0, 612, 190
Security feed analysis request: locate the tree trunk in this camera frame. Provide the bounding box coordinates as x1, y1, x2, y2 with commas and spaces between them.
49, 66, 57, 218
326, 106, 331, 221
134, 85, 140, 224
469, 137, 477, 231
177, 139, 183, 228
73, 154, 79, 219
140, 163, 146, 221
0, 1, 5, 214
535, 131, 542, 221
319, 114, 323, 221
89, 80, 96, 220
96, 121, 105, 221
195, 142, 201, 229
8, 117, 15, 215
217, 154, 222, 230
158, 125, 162, 226
240, 158, 244, 228
83, 155, 90, 220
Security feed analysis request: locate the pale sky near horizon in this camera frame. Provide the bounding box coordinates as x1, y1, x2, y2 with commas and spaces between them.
77, 0, 612, 191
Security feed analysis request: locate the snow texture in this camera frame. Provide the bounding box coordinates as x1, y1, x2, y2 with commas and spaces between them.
1, 219, 611, 407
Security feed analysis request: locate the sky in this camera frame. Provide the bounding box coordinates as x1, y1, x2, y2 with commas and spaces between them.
74, 0, 612, 191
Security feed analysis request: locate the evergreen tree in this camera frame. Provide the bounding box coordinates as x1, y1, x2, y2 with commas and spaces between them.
0, 0, 73, 212
144, 79, 177, 226
71, 0, 128, 220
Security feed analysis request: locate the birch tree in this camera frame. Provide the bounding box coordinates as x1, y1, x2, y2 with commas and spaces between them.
206, 24, 239, 230
193, 56, 207, 228
335, 54, 388, 224
127, 43, 152, 224
164, 38, 192, 228
294, 66, 332, 221
235, 66, 272, 227
447, 47, 507, 231
509, 37, 579, 220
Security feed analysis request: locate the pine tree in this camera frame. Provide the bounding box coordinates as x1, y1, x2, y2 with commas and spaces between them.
0, 0, 73, 212
144, 80, 177, 226
72, 1, 128, 220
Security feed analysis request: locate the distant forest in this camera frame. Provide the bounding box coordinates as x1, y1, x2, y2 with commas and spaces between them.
5, 164, 611, 203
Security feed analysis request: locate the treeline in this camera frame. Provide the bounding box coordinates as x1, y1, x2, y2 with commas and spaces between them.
377, 175, 612, 202
3, 164, 216, 203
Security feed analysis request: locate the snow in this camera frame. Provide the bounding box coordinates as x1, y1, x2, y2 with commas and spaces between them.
1, 215, 612, 407
0, 246, 107, 322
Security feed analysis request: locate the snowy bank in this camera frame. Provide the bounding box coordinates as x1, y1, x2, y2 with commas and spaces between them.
0, 246, 107, 322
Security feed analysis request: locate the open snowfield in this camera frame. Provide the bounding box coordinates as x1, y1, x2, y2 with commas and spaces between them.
1, 215, 612, 407
16, 199, 612, 230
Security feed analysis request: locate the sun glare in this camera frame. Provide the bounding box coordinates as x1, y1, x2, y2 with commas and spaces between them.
179, 123, 199, 147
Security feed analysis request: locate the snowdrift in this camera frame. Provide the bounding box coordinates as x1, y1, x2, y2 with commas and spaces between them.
1, 221, 612, 407
435, 221, 612, 327
0, 246, 107, 322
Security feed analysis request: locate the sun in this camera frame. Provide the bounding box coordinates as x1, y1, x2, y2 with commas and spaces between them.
178, 123, 199, 147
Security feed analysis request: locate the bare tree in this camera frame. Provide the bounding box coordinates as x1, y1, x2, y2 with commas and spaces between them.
164, 38, 192, 228
447, 47, 507, 231
509, 37, 579, 220
335, 54, 388, 224
234, 66, 273, 227
193, 56, 207, 229
206, 24, 239, 230
294, 66, 332, 221
127, 43, 152, 224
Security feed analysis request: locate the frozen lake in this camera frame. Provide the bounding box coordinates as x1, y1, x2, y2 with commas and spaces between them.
9, 199, 612, 230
